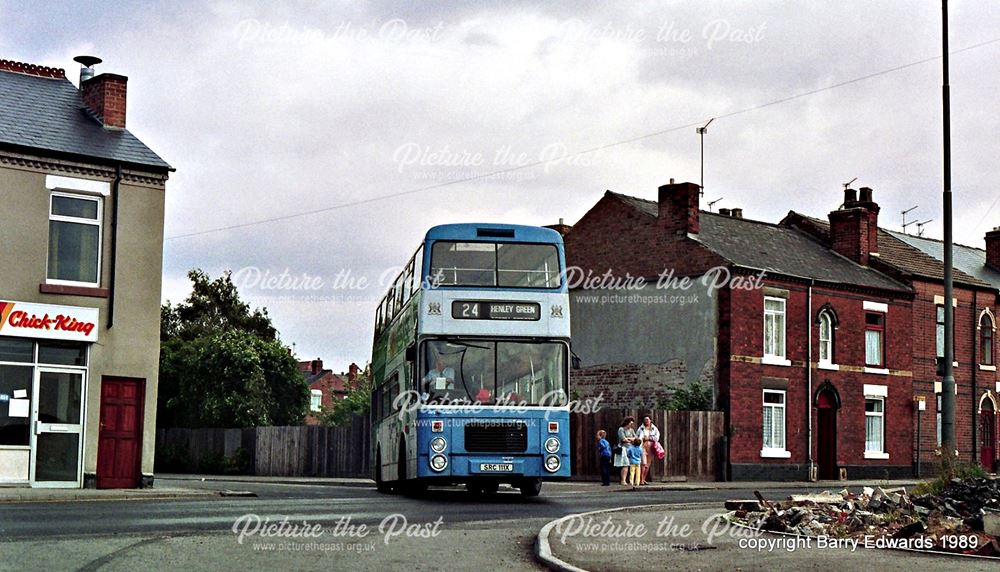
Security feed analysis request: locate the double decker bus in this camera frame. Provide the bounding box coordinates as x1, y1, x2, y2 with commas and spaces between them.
371, 223, 570, 496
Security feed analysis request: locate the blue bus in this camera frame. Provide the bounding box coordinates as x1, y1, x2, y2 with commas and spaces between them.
371, 223, 571, 496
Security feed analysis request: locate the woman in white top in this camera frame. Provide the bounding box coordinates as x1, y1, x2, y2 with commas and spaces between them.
614, 417, 636, 485
636, 415, 661, 485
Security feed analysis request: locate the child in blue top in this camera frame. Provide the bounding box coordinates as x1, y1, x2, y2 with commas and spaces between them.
627, 438, 643, 486
596, 430, 612, 486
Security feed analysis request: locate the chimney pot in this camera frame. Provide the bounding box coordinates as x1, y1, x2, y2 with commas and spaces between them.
859, 187, 873, 203
843, 188, 858, 207
731, 208, 743, 219
718, 208, 731, 217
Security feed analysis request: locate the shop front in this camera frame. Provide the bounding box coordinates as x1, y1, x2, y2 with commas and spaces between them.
0, 300, 97, 488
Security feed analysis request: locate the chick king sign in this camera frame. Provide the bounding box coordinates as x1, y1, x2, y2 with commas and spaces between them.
0, 300, 99, 343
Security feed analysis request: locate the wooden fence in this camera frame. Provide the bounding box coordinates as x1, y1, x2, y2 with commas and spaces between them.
570, 409, 726, 481
156, 415, 370, 478
157, 410, 723, 481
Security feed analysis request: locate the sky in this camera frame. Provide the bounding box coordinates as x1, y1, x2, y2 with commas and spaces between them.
3, 1, 999, 369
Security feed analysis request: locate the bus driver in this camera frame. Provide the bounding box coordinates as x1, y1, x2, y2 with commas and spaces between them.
423, 356, 456, 393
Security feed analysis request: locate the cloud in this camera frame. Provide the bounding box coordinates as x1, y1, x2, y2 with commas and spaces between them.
7, 1, 1000, 365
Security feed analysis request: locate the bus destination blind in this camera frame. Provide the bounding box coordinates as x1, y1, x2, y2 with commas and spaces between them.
451, 301, 541, 321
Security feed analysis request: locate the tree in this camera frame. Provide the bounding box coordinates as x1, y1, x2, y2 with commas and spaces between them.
157, 270, 308, 428
317, 363, 373, 427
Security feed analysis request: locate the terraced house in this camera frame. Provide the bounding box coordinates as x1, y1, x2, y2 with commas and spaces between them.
0, 57, 171, 488
784, 196, 1000, 473
564, 181, 915, 481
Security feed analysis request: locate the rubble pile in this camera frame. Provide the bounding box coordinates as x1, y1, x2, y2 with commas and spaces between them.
725, 478, 1000, 558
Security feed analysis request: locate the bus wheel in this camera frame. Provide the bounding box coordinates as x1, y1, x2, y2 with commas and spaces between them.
397, 442, 425, 496
375, 448, 392, 494
519, 478, 542, 497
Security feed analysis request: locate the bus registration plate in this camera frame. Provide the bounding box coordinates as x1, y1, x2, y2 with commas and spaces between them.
479, 463, 513, 472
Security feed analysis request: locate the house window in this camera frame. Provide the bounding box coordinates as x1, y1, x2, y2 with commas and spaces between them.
865, 398, 885, 454
818, 311, 834, 364
936, 306, 945, 358
981, 314, 994, 366
763, 297, 786, 359
936, 394, 942, 447
48, 193, 102, 286
762, 389, 786, 452
310, 389, 323, 412
865, 312, 885, 367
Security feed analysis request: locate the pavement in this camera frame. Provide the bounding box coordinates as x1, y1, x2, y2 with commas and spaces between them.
0, 485, 215, 503
0, 474, 922, 503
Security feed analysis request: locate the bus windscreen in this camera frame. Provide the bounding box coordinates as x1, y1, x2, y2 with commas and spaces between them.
420, 340, 567, 406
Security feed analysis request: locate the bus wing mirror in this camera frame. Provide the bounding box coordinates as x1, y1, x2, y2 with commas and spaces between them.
405, 344, 417, 362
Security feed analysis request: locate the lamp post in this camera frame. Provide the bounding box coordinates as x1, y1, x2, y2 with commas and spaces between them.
940, 0, 956, 455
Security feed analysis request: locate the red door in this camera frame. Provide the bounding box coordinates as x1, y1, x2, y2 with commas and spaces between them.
980, 404, 996, 471
96, 378, 145, 488
816, 387, 839, 480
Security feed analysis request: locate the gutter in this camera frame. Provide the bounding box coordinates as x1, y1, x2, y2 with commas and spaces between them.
807, 279, 815, 480
106, 164, 121, 328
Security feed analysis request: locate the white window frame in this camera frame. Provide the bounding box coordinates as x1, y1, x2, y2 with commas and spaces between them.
46, 191, 103, 287
761, 389, 790, 457
818, 311, 837, 369
864, 386, 888, 459
310, 389, 323, 412
762, 297, 790, 366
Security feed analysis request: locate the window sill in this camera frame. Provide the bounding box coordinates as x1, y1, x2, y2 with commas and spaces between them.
863, 367, 889, 375
762, 356, 792, 367
760, 449, 791, 459
979, 364, 997, 372
39, 283, 109, 298
864, 451, 889, 460
0, 445, 31, 450
817, 362, 839, 371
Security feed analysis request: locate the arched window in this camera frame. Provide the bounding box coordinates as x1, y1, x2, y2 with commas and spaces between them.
818, 311, 834, 364
982, 313, 995, 366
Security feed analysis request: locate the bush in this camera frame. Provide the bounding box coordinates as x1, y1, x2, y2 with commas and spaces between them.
911, 459, 989, 497
155, 442, 191, 472
658, 382, 715, 411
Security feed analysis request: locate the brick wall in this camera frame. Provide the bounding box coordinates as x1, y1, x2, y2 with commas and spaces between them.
725, 278, 913, 478
910, 280, 1000, 467
571, 359, 714, 409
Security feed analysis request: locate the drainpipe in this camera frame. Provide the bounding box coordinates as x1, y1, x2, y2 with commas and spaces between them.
973, 289, 978, 463
106, 164, 122, 329
807, 280, 815, 480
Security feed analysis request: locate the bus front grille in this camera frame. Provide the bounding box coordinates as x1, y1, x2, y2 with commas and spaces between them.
464, 421, 528, 453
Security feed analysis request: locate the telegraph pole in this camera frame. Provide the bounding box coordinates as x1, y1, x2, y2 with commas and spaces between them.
940, 0, 956, 454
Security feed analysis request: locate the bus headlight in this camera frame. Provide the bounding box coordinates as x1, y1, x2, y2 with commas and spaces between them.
430, 437, 447, 453
544, 455, 561, 472
544, 437, 560, 454
430, 454, 448, 472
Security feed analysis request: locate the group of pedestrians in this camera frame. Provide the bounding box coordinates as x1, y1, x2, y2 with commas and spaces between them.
595, 415, 663, 486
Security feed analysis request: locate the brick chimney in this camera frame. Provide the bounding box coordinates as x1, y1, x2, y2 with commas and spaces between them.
829, 187, 879, 266
310, 358, 323, 375
348, 362, 360, 383
81, 73, 127, 129
986, 227, 1000, 270
657, 180, 701, 235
